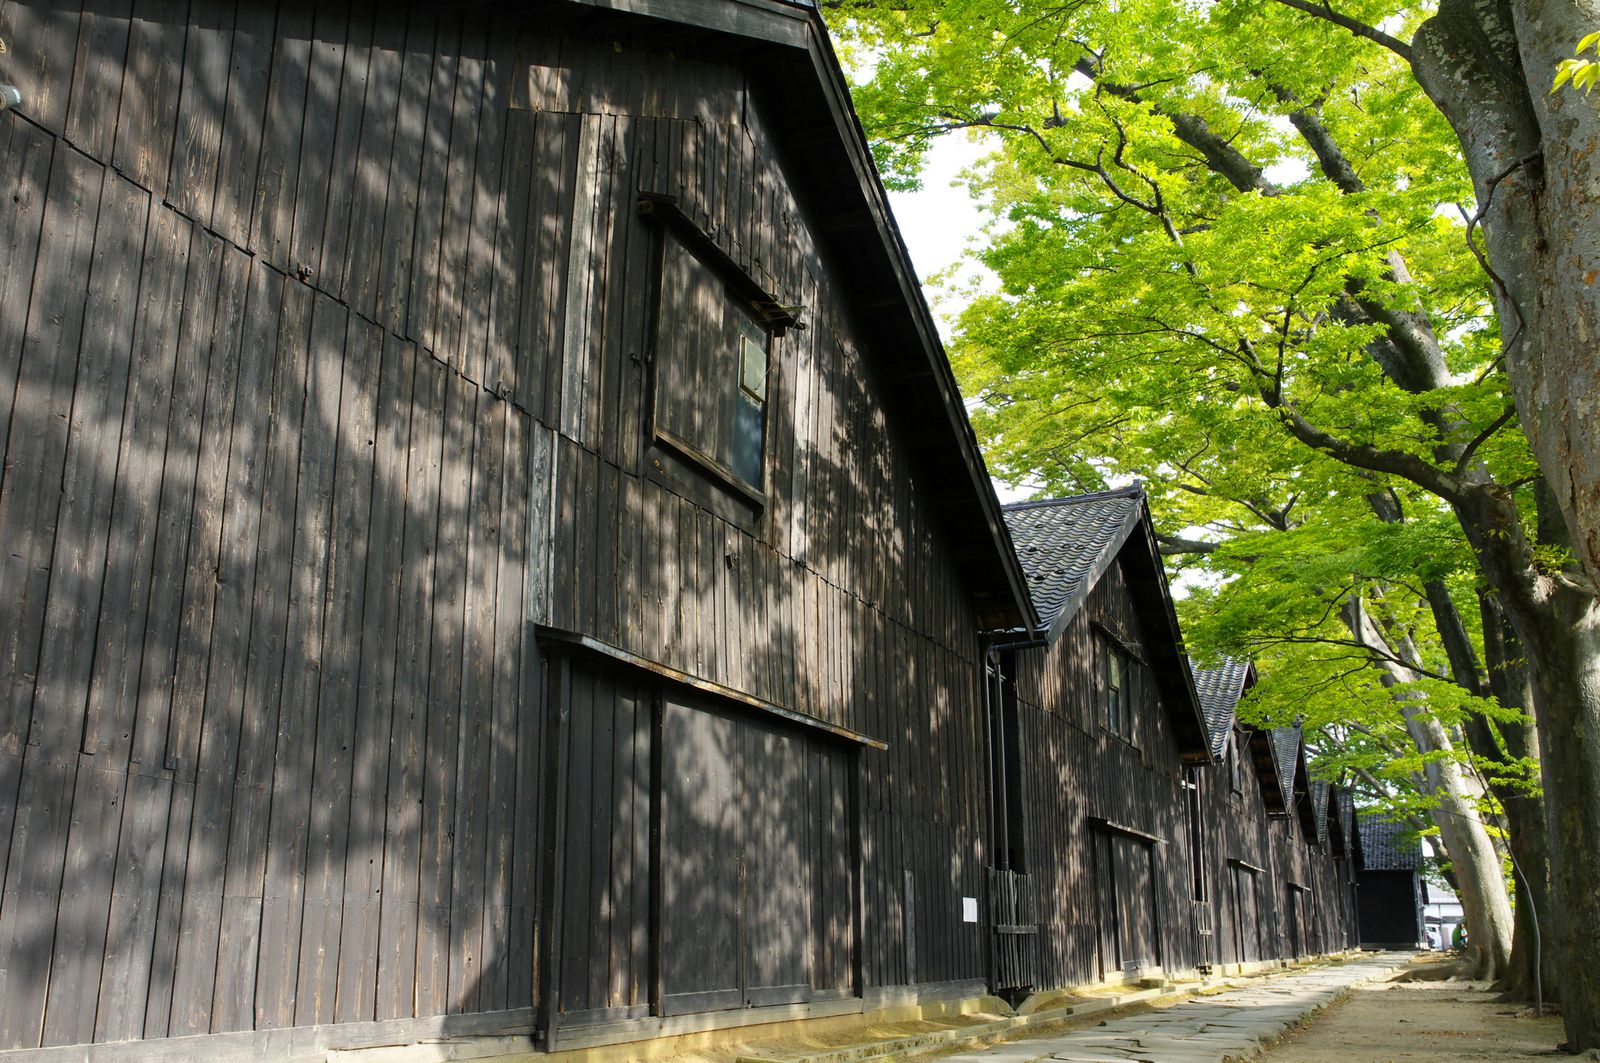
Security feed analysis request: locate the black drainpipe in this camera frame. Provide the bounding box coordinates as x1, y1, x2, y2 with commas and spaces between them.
979, 634, 1047, 871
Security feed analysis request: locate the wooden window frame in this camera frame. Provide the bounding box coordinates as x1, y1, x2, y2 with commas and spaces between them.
639, 194, 797, 515
648, 293, 771, 507
1100, 639, 1133, 744
1228, 731, 1244, 795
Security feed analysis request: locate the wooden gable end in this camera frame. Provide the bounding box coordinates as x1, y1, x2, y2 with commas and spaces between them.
0, 0, 1014, 1052
1014, 550, 1202, 761
1003, 554, 1214, 989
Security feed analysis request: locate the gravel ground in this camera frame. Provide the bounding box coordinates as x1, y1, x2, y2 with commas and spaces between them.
1257, 978, 1567, 1061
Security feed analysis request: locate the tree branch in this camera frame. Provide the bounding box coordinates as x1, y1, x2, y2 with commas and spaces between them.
1454, 404, 1518, 476
1235, 337, 1463, 501
1079, 57, 1278, 195
930, 111, 1170, 217
1266, 0, 1415, 61
1155, 532, 1222, 555
1275, 87, 1367, 194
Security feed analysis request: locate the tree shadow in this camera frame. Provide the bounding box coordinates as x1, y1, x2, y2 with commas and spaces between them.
0, 0, 998, 1053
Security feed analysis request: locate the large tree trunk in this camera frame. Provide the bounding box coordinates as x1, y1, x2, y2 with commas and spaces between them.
1511, 0, 1600, 595
1342, 599, 1517, 978
1409, 1, 1600, 1045
1453, 487, 1600, 1048
1413, 734, 1516, 981
1514, 586, 1600, 1044
1476, 590, 1558, 1003
1413, 0, 1600, 592
1426, 578, 1555, 1000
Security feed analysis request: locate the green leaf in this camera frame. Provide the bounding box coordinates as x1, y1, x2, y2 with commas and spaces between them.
830, 0, 1542, 818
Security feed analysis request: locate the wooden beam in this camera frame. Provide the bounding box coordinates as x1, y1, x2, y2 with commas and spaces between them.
537, 656, 573, 1050
1088, 817, 1166, 845
534, 626, 889, 750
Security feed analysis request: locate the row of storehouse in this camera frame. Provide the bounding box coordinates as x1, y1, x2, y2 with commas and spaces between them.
0, 0, 1393, 1059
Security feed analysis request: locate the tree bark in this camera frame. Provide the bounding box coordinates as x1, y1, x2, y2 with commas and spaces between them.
1477, 590, 1558, 1003
1504, 0, 1600, 594
1451, 485, 1600, 1048
1422, 577, 1554, 999
1425, 0, 1600, 587
1342, 598, 1517, 979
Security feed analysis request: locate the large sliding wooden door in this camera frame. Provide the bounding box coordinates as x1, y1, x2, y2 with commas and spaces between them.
1284, 883, 1302, 959
549, 668, 856, 1039
1115, 836, 1159, 974
742, 725, 815, 1006
1092, 827, 1161, 979
1092, 830, 1118, 980
658, 703, 745, 1014
1230, 863, 1262, 963
658, 695, 853, 1015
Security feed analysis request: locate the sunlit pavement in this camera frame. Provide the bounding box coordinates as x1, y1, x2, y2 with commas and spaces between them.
940, 953, 1414, 1063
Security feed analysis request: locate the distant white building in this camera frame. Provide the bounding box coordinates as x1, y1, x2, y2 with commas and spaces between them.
1422, 881, 1465, 949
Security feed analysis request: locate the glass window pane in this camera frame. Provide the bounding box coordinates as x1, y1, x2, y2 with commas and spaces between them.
740, 330, 768, 401
732, 393, 765, 487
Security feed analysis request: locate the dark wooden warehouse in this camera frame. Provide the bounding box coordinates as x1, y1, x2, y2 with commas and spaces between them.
0, 1, 1358, 1059
995, 488, 1210, 992
0, 0, 1035, 1055
1356, 814, 1426, 949
993, 489, 1360, 998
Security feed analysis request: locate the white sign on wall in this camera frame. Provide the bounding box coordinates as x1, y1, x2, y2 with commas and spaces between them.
961, 896, 979, 924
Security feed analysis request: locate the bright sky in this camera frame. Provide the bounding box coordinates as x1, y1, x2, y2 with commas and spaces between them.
883, 135, 1041, 504
884, 134, 997, 341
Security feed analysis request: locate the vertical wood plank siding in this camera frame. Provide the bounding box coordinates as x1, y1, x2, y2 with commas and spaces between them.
0, 1, 989, 1050
1008, 559, 1350, 992
0, 1, 1352, 1051
1007, 560, 1191, 989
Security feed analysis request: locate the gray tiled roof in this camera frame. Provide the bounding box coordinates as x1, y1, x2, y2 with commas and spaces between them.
1309, 779, 1330, 845
1270, 724, 1302, 805
1357, 813, 1422, 871
1337, 790, 1356, 845
1002, 487, 1145, 635
1190, 657, 1252, 758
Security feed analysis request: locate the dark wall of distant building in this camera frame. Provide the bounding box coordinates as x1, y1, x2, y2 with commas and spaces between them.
1356, 870, 1422, 946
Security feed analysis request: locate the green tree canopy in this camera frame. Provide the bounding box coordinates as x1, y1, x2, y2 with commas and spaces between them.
825, 0, 1572, 999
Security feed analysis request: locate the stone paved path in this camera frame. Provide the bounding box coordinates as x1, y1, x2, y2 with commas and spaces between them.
936, 953, 1413, 1063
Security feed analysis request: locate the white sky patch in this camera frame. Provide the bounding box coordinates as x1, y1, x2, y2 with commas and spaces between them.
993, 479, 1039, 504
885, 134, 1026, 503
1263, 156, 1311, 186
886, 133, 1001, 341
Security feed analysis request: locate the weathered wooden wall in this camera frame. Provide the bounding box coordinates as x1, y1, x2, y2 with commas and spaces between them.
1201, 731, 1294, 968
1011, 559, 1356, 990
0, 0, 993, 1051
1305, 839, 1348, 956
1009, 556, 1195, 989
0, 1, 554, 1048
1200, 738, 1356, 969
514, 20, 992, 1018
